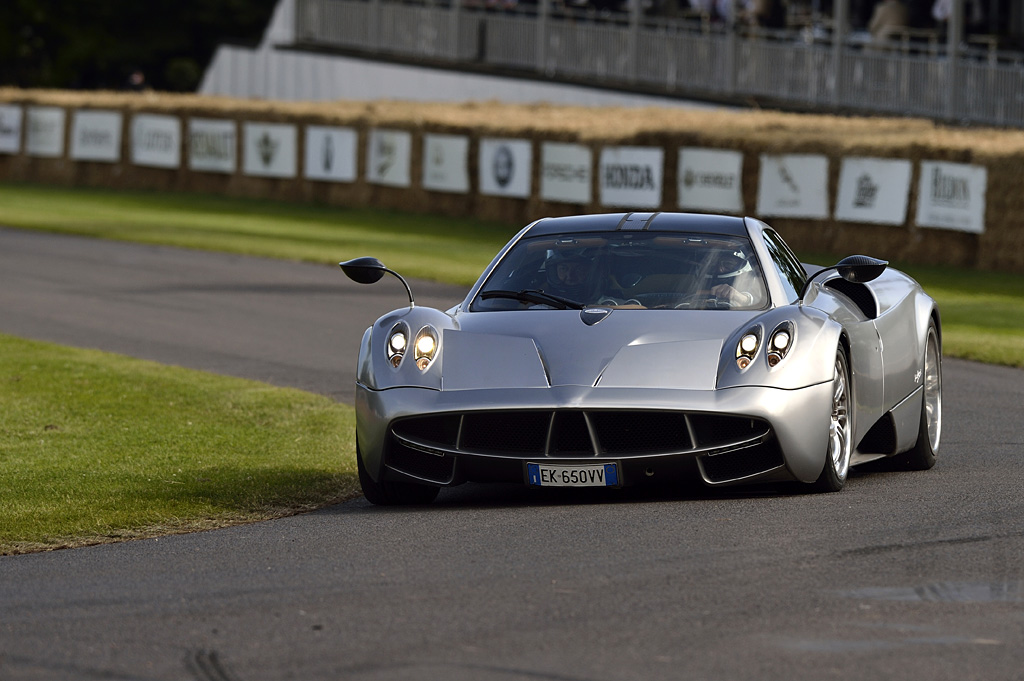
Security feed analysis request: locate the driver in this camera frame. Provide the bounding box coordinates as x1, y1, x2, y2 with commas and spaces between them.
545, 251, 593, 302
710, 251, 764, 308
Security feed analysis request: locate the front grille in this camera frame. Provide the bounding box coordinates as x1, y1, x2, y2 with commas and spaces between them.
699, 442, 784, 483
389, 410, 769, 460
387, 442, 456, 483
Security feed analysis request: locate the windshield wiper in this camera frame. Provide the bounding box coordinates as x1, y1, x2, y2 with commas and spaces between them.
478, 289, 586, 310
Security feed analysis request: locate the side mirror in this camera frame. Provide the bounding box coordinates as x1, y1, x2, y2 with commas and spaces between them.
799, 255, 888, 300
835, 255, 888, 284
339, 257, 415, 307
339, 256, 388, 284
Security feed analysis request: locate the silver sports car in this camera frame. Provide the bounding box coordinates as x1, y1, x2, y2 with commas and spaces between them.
341, 212, 941, 504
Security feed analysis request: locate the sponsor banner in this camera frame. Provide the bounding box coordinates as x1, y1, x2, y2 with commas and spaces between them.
599, 146, 664, 209
541, 142, 592, 204
243, 122, 297, 178
304, 125, 357, 183
756, 154, 829, 219
188, 118, 237, 174
0, 105, 22, 154
131, 114, 181, 169
367, 129, 412, 187
25, 106, 66, 158
70, 110, 122, 163
480, 138, 532, 198
423, 134, 469, 194
915, 161, 987, 234
835, 157, 912, 225
677, 148, 744, 213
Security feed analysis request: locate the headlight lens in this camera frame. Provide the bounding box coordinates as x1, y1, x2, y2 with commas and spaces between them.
386, 324, 409, 368
767, 324, 794, 367
735, 329, 761, 370
414, 326, 439, 371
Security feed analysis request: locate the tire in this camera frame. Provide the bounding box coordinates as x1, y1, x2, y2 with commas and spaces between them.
357, 447, 441, 506
896, 323, 941, 471
811, 344, 853, 493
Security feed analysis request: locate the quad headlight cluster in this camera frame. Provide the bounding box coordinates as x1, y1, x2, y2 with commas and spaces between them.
735, 322, 794, 370
386, 323, 439, 371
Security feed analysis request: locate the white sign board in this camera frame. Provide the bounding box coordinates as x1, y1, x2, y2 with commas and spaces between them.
541, 142, 592, 204
70, 110, 123, 163
756, 154, 829, 219
25, 106, 65, 158
131, 114, 181, 169
367, 129, 412, 187
915, 161, 987, 234
422, 134, 469, 194
0, 105, 22, 154
304, 125, 357, 183
835, 157, 912, 225
678, 147, 744, 213
480, 138, 532, 198
243, 122, 297, 178
188, 118, 236, 174
599, 146, 664, 209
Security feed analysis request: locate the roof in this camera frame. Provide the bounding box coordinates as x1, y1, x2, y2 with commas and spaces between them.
526, 212, 749, 237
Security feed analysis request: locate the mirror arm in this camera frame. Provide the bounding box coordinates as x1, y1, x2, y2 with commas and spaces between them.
385, 268, 415, 308
798, 266, 836, 301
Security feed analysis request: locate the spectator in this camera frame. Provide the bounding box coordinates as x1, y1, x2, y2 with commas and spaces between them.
747, 0, 785, 28
868, 0, 908, 44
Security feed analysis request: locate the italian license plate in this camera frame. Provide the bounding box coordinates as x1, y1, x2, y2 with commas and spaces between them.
527, 462, 619, 487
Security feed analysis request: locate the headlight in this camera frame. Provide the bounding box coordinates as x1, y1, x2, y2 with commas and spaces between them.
386, 323, 409, 368
735, 328, 761, 370
767, 323, 794, 367
414, 326, 439, 371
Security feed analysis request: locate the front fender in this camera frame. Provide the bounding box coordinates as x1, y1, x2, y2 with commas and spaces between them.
717, 305, 842, 390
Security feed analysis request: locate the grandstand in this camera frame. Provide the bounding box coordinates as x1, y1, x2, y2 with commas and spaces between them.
201, 0, 1024, 126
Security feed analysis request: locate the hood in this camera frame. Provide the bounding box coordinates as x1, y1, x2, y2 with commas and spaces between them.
441, 309, 757, 391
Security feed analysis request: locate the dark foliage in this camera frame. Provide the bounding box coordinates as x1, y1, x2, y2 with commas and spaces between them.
0, 0, 278, 91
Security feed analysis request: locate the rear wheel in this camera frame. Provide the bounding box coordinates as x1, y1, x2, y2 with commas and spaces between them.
811, 345, 853, 493
896, 323, 941, 470
357, 447, 440, 506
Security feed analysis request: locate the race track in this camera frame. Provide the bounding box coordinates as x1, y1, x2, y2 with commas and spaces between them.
1, 228, 1023, 681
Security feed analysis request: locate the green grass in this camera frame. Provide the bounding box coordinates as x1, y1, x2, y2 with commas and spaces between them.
0, 183, 518, 287
0, 334, 359, 554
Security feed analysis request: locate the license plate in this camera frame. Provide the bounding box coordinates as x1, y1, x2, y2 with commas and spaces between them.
527, 462, 619, 487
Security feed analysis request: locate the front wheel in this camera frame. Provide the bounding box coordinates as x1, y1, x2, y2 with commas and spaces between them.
896, 322, 941, 471
357, 449, 440, 506
810, 345, 853, 493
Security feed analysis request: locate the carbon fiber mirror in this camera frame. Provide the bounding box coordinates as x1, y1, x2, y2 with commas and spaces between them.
339, 257, 387, 284
836, 255, 888, 284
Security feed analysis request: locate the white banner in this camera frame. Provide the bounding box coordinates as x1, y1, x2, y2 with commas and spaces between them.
70, 110, 122, 163
131, 114, 181, 169
599, 146, 664, 209
0, 105, 22, 154
915, 161, 987, 234
756, 154, 829, 218
480, 138, 532, 198
835, 157, 912, 225
367, 129, 412, 187
422, 134, 469, 194
304, 125, 357, 182
243, 122, 297, 178
541, 142, 592, 204
189, 118, 236, 174
678, 147, 744, 213
25, 106, 65, 158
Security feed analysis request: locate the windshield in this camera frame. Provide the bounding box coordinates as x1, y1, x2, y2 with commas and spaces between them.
472, 232, 768, 312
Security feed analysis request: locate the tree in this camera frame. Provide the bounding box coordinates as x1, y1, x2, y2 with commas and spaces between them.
0, 0, 278, 91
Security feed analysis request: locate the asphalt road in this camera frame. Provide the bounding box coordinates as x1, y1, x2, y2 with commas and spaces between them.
1, 228, 1023, 681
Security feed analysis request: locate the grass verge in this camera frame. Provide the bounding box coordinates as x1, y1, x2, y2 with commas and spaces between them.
0, 334, 359, 555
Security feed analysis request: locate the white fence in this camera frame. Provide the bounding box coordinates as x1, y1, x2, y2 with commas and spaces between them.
291, 0, 1024, 127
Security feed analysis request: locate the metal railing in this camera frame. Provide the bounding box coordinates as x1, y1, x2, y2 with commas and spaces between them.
293, 0, 1024, 127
